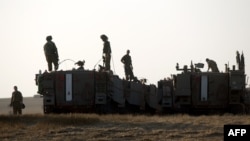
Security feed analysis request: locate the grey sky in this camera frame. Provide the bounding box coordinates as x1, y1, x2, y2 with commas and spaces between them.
0, 0, 249, 98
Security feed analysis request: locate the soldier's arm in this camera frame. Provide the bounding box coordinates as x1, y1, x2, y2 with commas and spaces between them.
44, 45, 47, 56
10, 93, 14, 106
207, 66, 210, 72
20, 92, 23, 103
121, 56, 125, 63
54, 45, 59, 60
121, 57, 123, 63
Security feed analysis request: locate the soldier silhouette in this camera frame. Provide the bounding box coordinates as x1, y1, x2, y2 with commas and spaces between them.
44, 35, 59, 72
10, 86, 23, 115
240, 52, 245, 71
121, 50, 135, 81
206, 58, 219, 72
75, 60, 85, 70
236, 51, 241, 70
100, 34, 111, 71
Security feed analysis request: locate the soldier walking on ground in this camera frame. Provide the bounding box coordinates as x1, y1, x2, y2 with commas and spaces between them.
206, 58, 219, 72
121, 50, 135, 81
100, 34, 111, 71
10, 86, 23, 115
44, 35, 59, 72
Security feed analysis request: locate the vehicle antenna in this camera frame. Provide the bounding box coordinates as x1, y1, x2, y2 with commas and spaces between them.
58, 59, 76, 65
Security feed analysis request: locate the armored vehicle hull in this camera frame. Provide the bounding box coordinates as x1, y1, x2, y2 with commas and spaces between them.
35, 51, 250, 114
36, 70, 158, 114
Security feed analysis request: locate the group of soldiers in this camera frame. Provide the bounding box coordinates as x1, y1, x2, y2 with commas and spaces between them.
206, 50, 245, 73
100, 34, 135, 81
43, 34, 136, 81
43, 35, 246, 80
236, 51, 245, 71
8, 35, 245, 115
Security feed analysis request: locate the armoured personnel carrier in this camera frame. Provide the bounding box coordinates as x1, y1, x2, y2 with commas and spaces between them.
158, 64, 247, 113
35, 51, 250, 114
157, 55, 250, 114
35, 66, 159, 114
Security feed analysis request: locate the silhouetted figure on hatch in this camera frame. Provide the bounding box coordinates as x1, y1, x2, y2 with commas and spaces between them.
100, 34, 111, 71
75, 60, 85, 70
121, 50, 135, 81
206, 58, 219, 72
44, 35, 59, 71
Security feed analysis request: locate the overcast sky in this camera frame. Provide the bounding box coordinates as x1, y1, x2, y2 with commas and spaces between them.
0, 0, 249, 98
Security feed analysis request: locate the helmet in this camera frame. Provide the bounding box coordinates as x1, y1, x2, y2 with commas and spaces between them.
46, 35, 52, 41
100, 34, 108, 40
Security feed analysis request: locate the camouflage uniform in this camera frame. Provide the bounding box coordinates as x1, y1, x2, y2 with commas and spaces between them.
121, 50, 134, 80
10, 86, 23, 115
206, 58, 219, 72
44, 36, 59, 72
101, 35, 111, 71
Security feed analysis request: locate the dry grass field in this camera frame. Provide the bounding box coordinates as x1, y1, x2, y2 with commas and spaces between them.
1, 114, 250, 141
0, 97, 250, 141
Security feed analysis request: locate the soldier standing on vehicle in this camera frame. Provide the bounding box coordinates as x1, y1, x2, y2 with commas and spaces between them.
121, 50, 135, 81
206, 58, 219, 72
44, 35, 59, 72
10, 86, 23, 115
236, 51, 241, 70
100, 34, 111, 71
240, 52, 245, 71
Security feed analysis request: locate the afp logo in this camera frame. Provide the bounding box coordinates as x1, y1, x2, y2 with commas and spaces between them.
224, 125, 250, 141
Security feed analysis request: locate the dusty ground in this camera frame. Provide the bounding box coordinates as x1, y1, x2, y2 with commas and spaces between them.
0, 98, 250, 141
0, 97, 43, 115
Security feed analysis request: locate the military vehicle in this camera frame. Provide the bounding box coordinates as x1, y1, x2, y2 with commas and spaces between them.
35, 67, 158, 114
158, 61, 249, 114
35, 51, 250, 114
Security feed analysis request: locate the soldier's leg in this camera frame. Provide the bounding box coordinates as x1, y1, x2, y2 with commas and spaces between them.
128, 68, 134, 80
46, 56, 53, 71
52, 56, 59, 71
105, 62, 110, 70
125, 67, 129, 80
13, 107, 17, 115
48, 63, 52, 71
125, 74, 129, 80
54, 63, 59, 70
106, 55, 111, 70
18, 108, 22, 115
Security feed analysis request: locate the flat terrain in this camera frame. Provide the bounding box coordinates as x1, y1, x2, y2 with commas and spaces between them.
0, 97, 250, 141
0, 97, 43, 115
